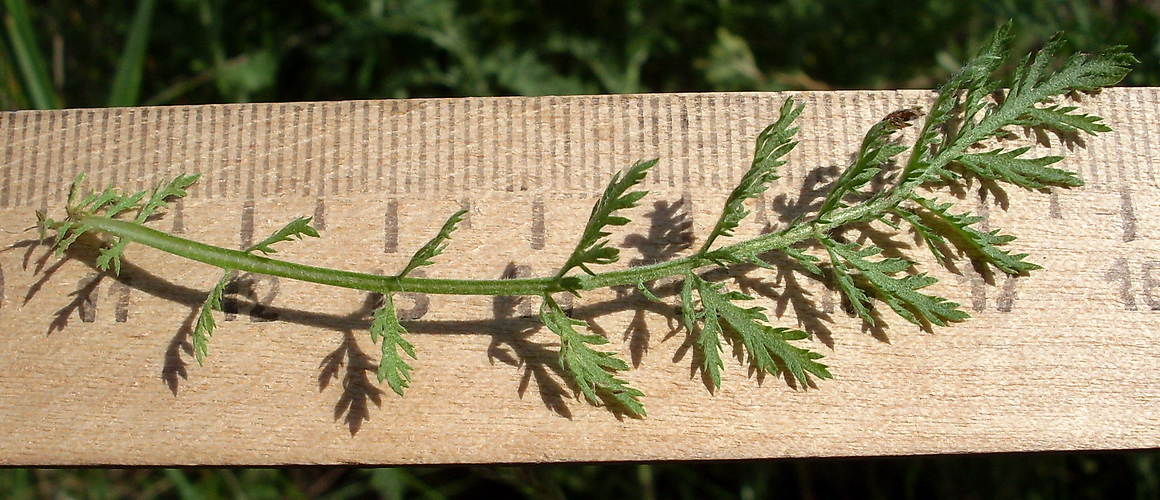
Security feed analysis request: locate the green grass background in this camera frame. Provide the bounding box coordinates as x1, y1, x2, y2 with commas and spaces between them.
3, 0, 1160, 498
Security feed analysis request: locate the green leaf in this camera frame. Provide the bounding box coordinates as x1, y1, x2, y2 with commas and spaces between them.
39, 212, 78, 254
902, 25, 1011, 185
77, 184, 127, 216
636, 281, 662, 302
910, 197, 1042, 275
246, 217, 320, 255
824, 239, 969, 327
818, 116, 911, 216
69, 174, 202, 275
954, 147, 1078, 190
192, 270, 231, 364
701, 98, 802, 253
96, 240, 130, 275
103, 190, 147, 220
891, 206, 949, 266
399, 209, 467, 278
905, 24, 1133, 187
540, 296, 645, 417
371, 293, 417, 397
782, 248, 824, 276
134, 173, 200, 223
968, 33, 1133, 147
680, 272, 699, 335
1008, 34, 1135, 100
823, 244, 875, 325
684, 276, 725, 390
1016, 105, 1111, 136
690, 275, 830, 388
557, 159, 656, 284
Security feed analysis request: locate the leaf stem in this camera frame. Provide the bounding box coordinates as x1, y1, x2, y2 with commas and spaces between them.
80, 187, 883, 299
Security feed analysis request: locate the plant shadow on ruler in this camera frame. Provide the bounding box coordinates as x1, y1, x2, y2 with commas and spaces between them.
18, 200, 843, 428
25, 23, 1136, 428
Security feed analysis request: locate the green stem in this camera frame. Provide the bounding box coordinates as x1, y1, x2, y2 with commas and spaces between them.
72, 204, 830, 296
78, 165, 903, 298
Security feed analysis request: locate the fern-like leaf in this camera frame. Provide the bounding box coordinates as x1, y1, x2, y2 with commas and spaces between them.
371, 293, 417, 396
1017, 105, 1112, 136
192, 271, 230, 364
96, 240, 130, 275
688, 274, 830, 388
953, 148, 1078, 189
909, 197, 1041, 275
195, 216, 319, 362
823, 244, 876, 325
823, 238, 969, 327
906, 24, 1133, 187
891, 206, 950, 266
81, 174, 201, 275
965, 31, 1133, 147
399, 209, 468, 278
782, 248, 824, 277
701, 98, 803, 254
682, 275, 725, 389
817, 115, 912, 217
541, 296, 645, 416
133, 173, 200, 223
246, 217, 320, 255
557, 159, 656, 288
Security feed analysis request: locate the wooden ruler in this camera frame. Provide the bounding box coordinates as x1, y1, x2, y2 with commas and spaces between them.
0, 89, 1157, 466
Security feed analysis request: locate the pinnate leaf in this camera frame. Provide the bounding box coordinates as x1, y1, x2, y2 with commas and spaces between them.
96, 240, 130, 275
192, 271, 231, 364
540, 296, 645, 417
400, 209, 468, 277
909, 197, 1041, 275
247, 217, 320, 255
907, 24, 1132, 187
195, 215, 320, 361
818, 116, 911, 217
558, 158, 656, 281
782, 247, 824, 276
682, 276, 725, 390
823, 244, 876, 325
1016, 105, 1111, 136
686, 274, 830, 388
954, 147, 1077, 189
134, 173, 200, 222
702, 98, 802, 253
371, 293, 417, 396
823, 239, 969, 327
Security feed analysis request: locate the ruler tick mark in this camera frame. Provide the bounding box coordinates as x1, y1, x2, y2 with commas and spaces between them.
1120, 186, 1138, 242
531, 198, 545, 250
384, 200, 399, 254
313, 198, 327, 231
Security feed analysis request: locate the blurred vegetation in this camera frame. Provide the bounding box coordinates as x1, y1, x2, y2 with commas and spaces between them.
3, 0, 1160, 498
3, 0, 1160, 109
2, 452, 1160, 499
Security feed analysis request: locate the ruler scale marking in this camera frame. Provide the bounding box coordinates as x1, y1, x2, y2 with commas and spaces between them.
0, 112, 11, 208
21, 112, 37, 207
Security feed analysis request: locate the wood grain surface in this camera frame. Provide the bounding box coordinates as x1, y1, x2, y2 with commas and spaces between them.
0, 89, 1157, 466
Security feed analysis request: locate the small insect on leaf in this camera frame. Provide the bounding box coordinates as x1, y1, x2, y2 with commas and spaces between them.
885, 107, 923, 129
